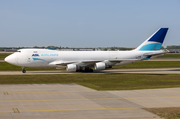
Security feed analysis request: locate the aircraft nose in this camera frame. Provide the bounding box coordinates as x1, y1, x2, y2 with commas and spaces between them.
4, 54, 17, 65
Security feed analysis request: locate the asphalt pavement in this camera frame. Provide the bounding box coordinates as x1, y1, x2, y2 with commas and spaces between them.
2, 84, 179, 119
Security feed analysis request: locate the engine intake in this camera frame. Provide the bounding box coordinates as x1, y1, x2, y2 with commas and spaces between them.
66, 64, 77, 71
95, 62, 106, 70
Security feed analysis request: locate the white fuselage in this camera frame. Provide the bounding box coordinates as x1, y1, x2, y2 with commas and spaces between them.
5, 49, 162, 68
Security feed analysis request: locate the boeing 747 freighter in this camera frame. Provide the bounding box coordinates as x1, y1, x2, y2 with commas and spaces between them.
5, 28, 168, 73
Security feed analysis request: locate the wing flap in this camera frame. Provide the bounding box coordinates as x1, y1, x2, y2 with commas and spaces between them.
49, 59, 140, 66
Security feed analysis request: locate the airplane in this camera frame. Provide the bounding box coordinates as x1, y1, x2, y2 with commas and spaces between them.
5, 28, 168, 73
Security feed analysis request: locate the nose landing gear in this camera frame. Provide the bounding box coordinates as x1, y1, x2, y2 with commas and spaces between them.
22, 67, 26, 73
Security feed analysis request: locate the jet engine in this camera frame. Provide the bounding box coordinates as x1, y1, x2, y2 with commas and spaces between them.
95, 62, 106, 70
66, 64, 77, 71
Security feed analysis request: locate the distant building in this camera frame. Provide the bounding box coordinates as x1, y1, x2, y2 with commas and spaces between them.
95, 48, 102, 51
167, 49, 180, 53
78, 48, 94, 51
4, 48, 17, 52
58, 49, 74, 51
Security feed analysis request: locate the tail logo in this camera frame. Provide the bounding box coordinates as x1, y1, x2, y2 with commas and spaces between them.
137, 28, 168, 51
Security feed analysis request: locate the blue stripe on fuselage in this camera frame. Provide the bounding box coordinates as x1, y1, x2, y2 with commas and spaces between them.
32, 58, 46, 61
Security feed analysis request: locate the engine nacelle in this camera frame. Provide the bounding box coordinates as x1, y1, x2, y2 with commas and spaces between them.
95, 62, 106, 70
66, 64, 77, 71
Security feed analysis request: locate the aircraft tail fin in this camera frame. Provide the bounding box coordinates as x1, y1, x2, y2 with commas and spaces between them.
134, 28, 168, 51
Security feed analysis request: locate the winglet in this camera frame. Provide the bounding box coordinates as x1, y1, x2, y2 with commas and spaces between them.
134, 28, 168, 51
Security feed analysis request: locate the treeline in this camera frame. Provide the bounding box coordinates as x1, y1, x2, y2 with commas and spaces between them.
1, 45, 180, 51
0, 47, 26, 51
98, 47, 133, 51
166, 45, 180, 49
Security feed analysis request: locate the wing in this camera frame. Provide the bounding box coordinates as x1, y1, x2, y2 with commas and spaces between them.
49, 59, 140, 67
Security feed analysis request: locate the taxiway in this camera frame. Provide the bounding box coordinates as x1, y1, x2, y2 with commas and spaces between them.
0, 68, 180, 75
1, 84, 180, 119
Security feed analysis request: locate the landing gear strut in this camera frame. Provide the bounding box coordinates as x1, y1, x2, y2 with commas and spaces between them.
22, 67, 26, 73
76, 67, 94, 72
87, 68, 94, 72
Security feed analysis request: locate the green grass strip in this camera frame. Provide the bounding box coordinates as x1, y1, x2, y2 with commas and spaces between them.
157, 53, 180, 58
0, 62, 56, 71
1, 61, 180, 71
0, 74, 180, 90
113, 61, 180, 69
0, 53, 11, 59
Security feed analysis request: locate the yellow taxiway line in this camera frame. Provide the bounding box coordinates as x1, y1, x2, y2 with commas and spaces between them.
0, 107, 137, 113
0, 90, 96, 95
0, 96, 180, 103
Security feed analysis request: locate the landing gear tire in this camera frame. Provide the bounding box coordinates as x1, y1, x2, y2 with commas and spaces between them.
89, 69, 94, 72
22, 67, 26, 73
22, 69, 26, 73
84, 67, 93, 72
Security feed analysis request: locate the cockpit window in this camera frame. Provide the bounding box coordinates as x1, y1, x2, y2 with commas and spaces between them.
16, 50, 21, 52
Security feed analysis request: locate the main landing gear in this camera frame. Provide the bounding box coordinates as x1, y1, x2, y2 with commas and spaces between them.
76, 67, 94, 72
22, 67, 26, 73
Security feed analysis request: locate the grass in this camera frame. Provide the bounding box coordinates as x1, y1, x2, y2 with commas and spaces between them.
145, 107, 180, 119
0, 53, 11, 59
1, 61, 180, 71
0, 74, 180, 90
157, 53, 180, 58
112, 61, 180, 69
0, 62, 56, 71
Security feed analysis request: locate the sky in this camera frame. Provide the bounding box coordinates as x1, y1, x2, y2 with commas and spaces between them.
0, 0, 180, 48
